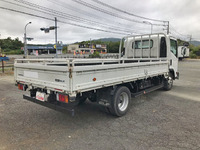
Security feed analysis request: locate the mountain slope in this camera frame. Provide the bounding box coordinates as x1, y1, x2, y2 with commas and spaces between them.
190, 40, 200, 46
94, 38, 121, 42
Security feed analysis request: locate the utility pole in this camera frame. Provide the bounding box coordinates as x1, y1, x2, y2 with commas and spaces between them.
189, 35, 192, 44
0, 34, 1, 54
24, 33, 26, 56
40, 17, 58, 57
90, 38, 92, 49
55, 17, 58, 57
167, 21, 169, 35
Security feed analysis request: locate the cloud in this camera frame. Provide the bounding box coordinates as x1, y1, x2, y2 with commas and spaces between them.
0, 0, 199, 44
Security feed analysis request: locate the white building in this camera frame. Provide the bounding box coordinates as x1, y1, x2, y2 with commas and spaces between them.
67, 44, 107, 54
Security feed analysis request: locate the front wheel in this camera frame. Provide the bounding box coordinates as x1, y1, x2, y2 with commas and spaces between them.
109, 86, 131, 117
163, 73, 173, 91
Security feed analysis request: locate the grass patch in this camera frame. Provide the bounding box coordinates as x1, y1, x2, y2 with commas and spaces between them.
4, 49, 23, 55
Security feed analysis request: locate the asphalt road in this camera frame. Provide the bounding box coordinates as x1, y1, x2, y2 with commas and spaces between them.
0, 60, 200, 150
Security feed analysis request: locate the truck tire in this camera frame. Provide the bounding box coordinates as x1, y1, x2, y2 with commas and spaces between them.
163, 73, 173, 91
109, 86, 131, 117
78, 97, 87, 105
76, 94, 87, 105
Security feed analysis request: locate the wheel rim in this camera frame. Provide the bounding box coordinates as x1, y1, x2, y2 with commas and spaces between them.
118, 92, 129, 112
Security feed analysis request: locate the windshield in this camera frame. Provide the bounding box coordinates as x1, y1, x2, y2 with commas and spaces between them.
170, 39, 177, 57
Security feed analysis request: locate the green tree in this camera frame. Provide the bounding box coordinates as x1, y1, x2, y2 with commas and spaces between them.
62, 46, 68, 54
0, 37, 23, 54
89, 51, 100, 58
189, 44, 200, 58
107, 41, 120, 53
0, 37, 23, 51
12, 38, 23, 49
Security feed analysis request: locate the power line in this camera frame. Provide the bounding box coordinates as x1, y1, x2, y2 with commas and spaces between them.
10, 0, 144, 34
1, 0, 166, 35
46, 0, 115, 24
170, 25, 189, 37
72, 0, 165, 26
0, 6, 134, 35
13, 0, 109, 27
0, 6, 54, 21
48, 0, 164, 33
169, 25, 191, 41
170, 31, 189, 41
1, 0, 188, 39
91, 0, 167, 23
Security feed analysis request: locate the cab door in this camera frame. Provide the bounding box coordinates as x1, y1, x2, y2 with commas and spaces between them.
169, 39, 178, 78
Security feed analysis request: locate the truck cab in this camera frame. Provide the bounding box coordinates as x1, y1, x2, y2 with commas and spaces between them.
121, 33, 179, 79
178, 46, 190, 60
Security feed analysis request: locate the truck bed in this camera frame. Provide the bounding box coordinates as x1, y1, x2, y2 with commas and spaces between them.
14, 58, 169, 95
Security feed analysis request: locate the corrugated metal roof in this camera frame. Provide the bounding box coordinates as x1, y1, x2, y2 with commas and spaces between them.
27, 45, 63, 50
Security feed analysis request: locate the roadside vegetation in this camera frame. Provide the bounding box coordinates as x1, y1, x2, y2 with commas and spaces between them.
1, 37, 200, 58
89, 51, 100, 58
62, 45, 68, 54
0, 37, 23, 55
188, 45, 200, 59
177, 39, 200, 59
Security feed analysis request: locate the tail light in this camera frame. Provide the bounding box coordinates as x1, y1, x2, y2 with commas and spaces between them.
57, 93, 69, 103
18, 84, 24, 90
17, 84, 28, 91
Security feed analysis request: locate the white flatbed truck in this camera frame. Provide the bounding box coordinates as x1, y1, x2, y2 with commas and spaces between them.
14, 33, 179, 116
178, 46, 189, 60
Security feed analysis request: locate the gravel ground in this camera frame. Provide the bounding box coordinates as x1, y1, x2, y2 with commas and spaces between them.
0, 60, 200, 150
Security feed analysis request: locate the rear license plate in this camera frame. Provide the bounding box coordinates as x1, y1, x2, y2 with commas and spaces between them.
36, 92, 45, 101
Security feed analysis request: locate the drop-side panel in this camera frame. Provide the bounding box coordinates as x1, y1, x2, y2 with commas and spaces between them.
72, 62, 168, 92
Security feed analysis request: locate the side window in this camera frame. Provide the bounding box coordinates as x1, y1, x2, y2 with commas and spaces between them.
133, 40, 153, 49
170, 39, 177, 57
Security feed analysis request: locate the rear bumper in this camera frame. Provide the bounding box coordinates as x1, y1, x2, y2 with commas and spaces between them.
23, 95, 76, 116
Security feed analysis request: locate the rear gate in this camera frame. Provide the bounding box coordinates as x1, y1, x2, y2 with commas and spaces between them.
14, 62, 70, 92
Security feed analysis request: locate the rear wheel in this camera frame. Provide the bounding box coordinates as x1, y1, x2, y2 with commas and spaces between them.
76, 94, 87, 105
163, 73, 173, 91
109, 86, 131, 117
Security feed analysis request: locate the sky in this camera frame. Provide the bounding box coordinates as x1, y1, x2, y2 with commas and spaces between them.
0, 0, 200, 45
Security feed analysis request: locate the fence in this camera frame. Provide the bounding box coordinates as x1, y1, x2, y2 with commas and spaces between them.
0, 53, 120, 73
0, 60, 14, 73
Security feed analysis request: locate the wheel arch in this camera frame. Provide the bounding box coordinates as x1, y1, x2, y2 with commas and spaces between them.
169, 69, 175, 80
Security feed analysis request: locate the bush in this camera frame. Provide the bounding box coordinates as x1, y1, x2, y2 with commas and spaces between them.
89, 51, 100, 58
4, 49, 23, 55
189, 44, 200, 59
190, 52, 197, 59
62, 46, 68, 54
107, 41, 120, 53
